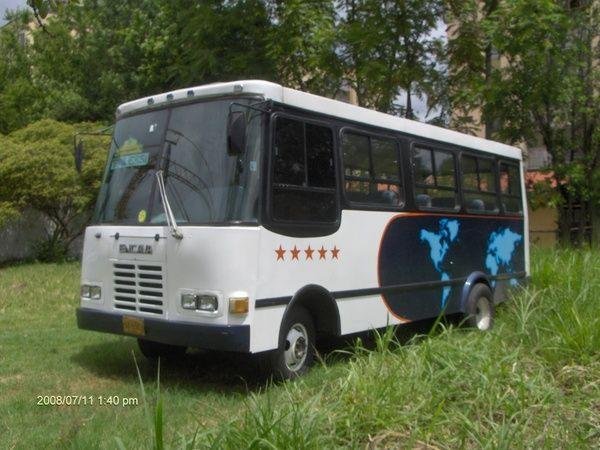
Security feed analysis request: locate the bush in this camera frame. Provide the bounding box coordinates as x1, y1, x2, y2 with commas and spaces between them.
0, 119, 109, 261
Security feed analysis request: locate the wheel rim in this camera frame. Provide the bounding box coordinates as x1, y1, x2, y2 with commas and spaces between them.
475, 297, 492, 330
284, 323, 308, 371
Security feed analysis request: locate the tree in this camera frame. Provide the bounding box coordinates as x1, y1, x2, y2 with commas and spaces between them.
0, 119, 109, 260
268, 0, 342, 97
445, 0, 499, 135
337, 0, 445, 117
0, 9, 43, 134
21, 0, 279, 125
174, 0, 277, 86
481, 0, 600, 246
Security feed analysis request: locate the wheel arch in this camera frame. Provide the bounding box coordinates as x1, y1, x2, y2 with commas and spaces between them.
460, 272, 492, 313
283, 284, 341, 338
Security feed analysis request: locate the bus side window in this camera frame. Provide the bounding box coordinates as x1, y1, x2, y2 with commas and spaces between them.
461, 154, 499, 213
272, 117, 337, 223
273, 118, 305, 186
342, 132, 371, 204
412, 146, 458, 210
499, 162, 523, 214
371, 137, 404, 206
341, 131, 403, 207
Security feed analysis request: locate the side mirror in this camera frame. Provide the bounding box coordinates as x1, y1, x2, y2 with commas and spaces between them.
74, 139, 84, 173
227, 111, 246, 155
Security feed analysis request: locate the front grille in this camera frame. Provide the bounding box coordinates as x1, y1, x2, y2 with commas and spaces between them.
113, 263, 165, 315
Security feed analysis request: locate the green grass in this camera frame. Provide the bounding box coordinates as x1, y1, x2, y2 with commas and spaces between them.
0, 248, 598, 449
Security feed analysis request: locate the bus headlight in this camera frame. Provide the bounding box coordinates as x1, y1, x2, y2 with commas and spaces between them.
81, 284, 101, 300
181, 293, 198, 310
197, 295, 218, 312
181, 293, 218, 312
90, 286, 102, 300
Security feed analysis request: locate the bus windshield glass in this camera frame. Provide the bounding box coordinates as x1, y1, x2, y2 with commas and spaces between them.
94, 98, 263, 226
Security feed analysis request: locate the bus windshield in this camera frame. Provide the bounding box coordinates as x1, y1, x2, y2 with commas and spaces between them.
94, 98, 263, 226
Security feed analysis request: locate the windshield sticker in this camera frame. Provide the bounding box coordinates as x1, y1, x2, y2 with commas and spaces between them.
110, 152, 150, 170
137, 209, 147, 223
117, 138, 143, 155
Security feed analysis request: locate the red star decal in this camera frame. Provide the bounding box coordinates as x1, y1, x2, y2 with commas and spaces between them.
275, 245, 285, 261
318, 246, 327, 260
331, 246, 340, 259
290, 245, 301, 260
304, 245, 314, 260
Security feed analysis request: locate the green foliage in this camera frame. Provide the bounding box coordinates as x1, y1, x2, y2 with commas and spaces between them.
13, 0, 278, 126
268, 0, 341, 97
486, 0, 600, 244
337, 0, 445, 116
444, 0, 493, 133
0, 119, 108, 259
448, 0, 600, 245
0, 11, 42, 134
172, 0, 276, 85
527, 178, 561, 210
0, 0, 449, 131
30, 238, 71, 262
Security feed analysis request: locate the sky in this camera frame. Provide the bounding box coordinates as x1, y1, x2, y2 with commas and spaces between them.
0, 0, 26, 25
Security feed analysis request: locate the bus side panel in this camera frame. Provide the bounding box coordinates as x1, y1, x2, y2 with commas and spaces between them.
252, 211, 395, 352
378, 214, 526, 321
251, 211, 526, 353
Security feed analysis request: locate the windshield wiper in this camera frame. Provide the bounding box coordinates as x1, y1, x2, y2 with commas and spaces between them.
155, 170, 183, 239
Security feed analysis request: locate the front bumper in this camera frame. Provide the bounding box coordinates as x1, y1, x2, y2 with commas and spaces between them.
76, 307, 250, 352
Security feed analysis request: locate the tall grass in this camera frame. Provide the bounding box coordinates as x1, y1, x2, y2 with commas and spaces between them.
183, 248, 599, 448
2, 249, 596, 448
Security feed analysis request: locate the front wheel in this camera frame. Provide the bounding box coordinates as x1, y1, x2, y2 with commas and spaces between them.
464, 283, 495, 331
265, 306, 316, 380
137, 339, 187, 360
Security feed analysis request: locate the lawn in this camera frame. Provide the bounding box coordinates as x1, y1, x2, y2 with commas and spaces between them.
0, 248, 598, 449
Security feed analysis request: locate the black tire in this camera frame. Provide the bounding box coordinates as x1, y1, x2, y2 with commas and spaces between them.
137, 339, 187, 360
463, 283, 495, 331
265, 306, 316, 380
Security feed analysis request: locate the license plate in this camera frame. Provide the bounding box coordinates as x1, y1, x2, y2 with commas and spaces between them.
122, 315, 145, 336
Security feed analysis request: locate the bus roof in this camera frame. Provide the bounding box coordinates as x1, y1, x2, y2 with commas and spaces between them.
117, 80, 522, 161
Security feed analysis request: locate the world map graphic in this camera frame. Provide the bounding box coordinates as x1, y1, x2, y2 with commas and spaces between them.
485, 228, 523, 286
420, 220, 523, 307
419, 219, 460, 308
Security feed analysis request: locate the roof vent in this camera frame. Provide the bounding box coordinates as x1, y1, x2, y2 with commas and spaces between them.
233, 84, 243, 93
187, 90, 194, 97
147, 98, 154, 105
166, 93, 174, 101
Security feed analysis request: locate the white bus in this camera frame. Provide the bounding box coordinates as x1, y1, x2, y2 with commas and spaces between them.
77, 80, 529, 379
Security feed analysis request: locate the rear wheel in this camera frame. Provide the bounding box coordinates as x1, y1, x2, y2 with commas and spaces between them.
266, 306, 315, 380
464, 283, 495, 331
137, 339, 187, 359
